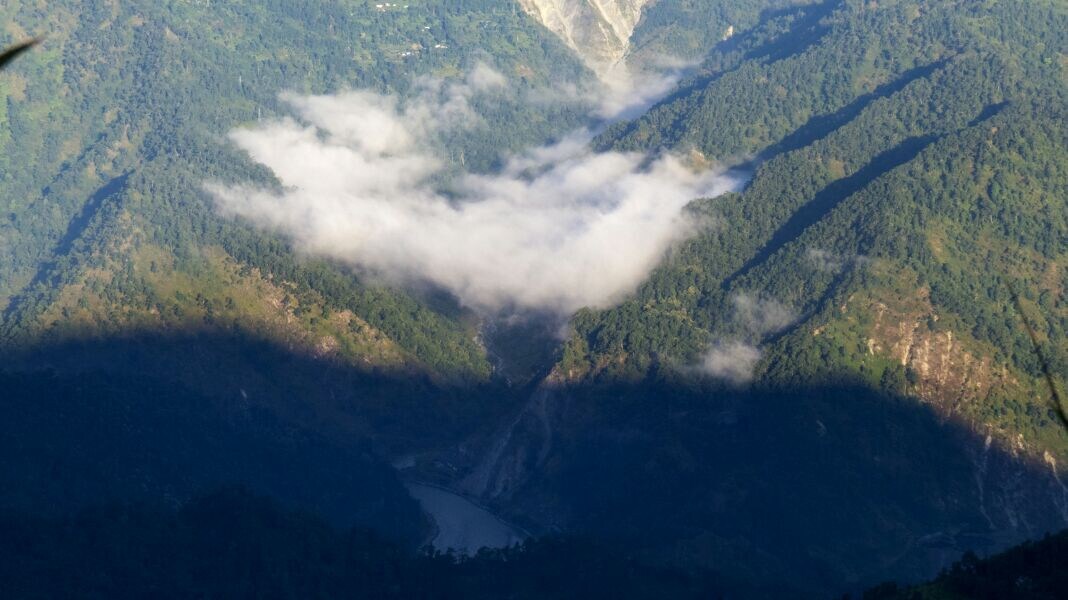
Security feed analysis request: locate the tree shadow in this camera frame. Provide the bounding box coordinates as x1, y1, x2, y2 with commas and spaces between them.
592, 1, 840, 153
759, 59, 951, 161
968, 101, 1008, 127
724, 134, 940, 289
740, 0, 839, 65
2, 173, 130, 327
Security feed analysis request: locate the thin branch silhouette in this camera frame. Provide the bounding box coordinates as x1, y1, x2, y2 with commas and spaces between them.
1008, 280, 1068, 431
0, 38, 41, 71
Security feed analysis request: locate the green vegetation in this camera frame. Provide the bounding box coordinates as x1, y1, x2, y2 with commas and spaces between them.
0, 0, 599, 454
0, 0, 590, 381
536, 0, 1068, 594
630, 0, 801, 65
568, 0, 1068, 458
2, 0, 1067, 597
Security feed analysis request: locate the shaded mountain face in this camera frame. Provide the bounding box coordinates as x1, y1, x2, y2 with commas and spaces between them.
866, 528, 1068, 599
1, 0, 1067, 597
0, 491, 733, 600
517, 0, 651, 75
0, 369, 426, 545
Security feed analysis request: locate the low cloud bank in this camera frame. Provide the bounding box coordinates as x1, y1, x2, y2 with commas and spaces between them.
209, 66, 746, 315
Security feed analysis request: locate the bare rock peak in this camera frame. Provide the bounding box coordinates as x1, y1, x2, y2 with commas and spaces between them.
518, 0, 651, 76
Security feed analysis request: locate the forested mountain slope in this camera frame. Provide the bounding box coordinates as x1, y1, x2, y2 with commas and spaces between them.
0, 0, 587, 375
0, 0, 765, 457
1, 0, 1066, 598
0, 0, 600, 461
572, 0, 1067, 463
446, 0, 1068, 594
0, 0, 789, 569
629, 0, 801, 66
0, 0, 596, 555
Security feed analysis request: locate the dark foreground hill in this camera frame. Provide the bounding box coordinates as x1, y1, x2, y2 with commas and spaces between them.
864, 528, 1068, 600
2, 487, 1064, 599
0, 489, 732, 600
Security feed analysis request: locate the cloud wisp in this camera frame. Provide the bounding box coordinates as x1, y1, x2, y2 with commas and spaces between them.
208, 67, 746, 316
594, 60, 694, 121
806, 247, 870, 274
731, 293, 797, 337
532, 56, 697, 122
700, 341, 764, 385
698, 293, 797, 385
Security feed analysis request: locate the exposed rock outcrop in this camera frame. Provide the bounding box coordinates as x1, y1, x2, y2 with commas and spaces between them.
517, 0, 651, 76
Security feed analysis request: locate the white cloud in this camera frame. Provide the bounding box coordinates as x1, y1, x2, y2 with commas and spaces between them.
208, 66, 747, 316
595, 63, 690, 120
465, 61, 509, 91
732, 293, 797, 336
525, 56, 694, 121
696, 294, 795, 384
700, 341, 763, 385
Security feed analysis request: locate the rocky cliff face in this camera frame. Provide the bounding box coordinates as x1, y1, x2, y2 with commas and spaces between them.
517, 0, 651, 76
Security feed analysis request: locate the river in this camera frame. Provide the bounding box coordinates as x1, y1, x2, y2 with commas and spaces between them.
405, 482, 526, 555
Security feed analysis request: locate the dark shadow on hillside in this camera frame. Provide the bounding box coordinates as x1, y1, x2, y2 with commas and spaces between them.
741, 0, 838, 65
533, 374, 1068, 598
0, 327, 533, 544
592, 1, 840, 153
632, 0, 835, 120
0, 365, 425, 546
2, 327, 1067, 597
2, 328, 523, 450
49, 174, 130, 259
0, 327, 540, 548
968, 101, 1009, 127
0, 489, 734, 599
759, 59, 951, 161
2, 173, 130, 326
723, 134, 939, 289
